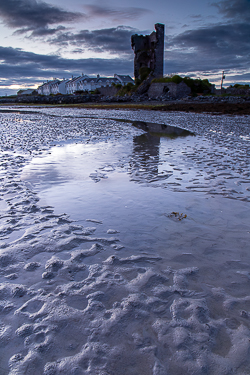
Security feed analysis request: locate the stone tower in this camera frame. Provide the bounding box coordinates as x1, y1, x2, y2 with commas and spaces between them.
131, 23, 165, 80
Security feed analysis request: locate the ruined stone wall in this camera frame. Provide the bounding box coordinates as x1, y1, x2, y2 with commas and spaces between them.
148, 82, 191, 99
98, 86, 118, 96
225, 87, 250, 95
11, 94, 101, 104
131, 34, 150, 80
131, 24, 164, 80
154, 24, 165, 78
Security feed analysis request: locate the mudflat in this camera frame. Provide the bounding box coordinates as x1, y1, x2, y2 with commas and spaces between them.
0, 106, 250, 374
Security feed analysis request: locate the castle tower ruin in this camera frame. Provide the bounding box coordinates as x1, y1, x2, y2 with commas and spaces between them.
131, 23, 165, 80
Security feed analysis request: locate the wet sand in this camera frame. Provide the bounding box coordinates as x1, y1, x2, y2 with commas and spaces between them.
0, 106, 250, 374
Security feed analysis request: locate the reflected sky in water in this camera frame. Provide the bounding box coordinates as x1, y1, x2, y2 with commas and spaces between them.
21, 118, 250, 291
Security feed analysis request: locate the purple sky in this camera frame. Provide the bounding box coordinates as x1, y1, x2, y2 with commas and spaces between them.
0, 0, 250, 95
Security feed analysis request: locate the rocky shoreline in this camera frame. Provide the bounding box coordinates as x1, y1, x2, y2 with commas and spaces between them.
1, 93, 250, 115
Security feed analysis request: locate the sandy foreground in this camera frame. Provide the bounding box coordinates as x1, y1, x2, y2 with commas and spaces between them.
0, 106, 250, 375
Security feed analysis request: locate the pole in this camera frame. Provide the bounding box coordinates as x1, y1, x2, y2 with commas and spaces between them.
221, 71, 225, 90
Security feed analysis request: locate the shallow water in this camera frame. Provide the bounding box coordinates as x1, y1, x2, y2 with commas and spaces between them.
0, 106, 250, 375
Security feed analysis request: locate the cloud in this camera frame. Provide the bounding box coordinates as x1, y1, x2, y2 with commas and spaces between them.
1, 0, 250, 94
163, 1, 250, 77
84, 4, 150, 21
172, 23, 250, 54
0, 46, 133, 85
49, 26, 136, 54
0, 0, 84, 32
30, 26, 67, 37
214, 0, 250, 21
166, 22, 250, 73
227, 71, 250, 82
13, 25, 67, 37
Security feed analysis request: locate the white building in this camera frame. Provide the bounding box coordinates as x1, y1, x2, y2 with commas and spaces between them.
37, 83, 46, 95
78, 74, 134, 93
66, 75, 89, 94
78, 77, 98, 92
38, 79, 60, 95
96, 76, 118, 87
50, 79, 70, 95
38, 74, 134, 95
78, 76, 115, 92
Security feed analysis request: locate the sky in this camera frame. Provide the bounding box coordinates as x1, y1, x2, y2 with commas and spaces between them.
0, 0, 250, 95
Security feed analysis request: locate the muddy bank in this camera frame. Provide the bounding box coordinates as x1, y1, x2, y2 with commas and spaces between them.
2, 100, 250, 115
151, 101, 250, 115
1, 94, 250, 115
67, 101, 250, 115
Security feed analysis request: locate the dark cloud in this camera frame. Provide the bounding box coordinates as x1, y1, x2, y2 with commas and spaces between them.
214, 0, 250, 21
227, 71, 250, 82
84, 4, 150, 21
49, 26, 136, 54
163, 1, 250, 78
0, 46, 133, 84
166, 22, 250, 73
172, 23, 250, 55
0, 0, 84, 32
13, 25, 67, 37
30, 26, 66, 37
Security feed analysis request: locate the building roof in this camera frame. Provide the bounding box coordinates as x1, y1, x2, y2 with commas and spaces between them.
17, 89, 35, 95
50, 80, 63, 86
38, 79, 60, 89
115, 74, 134, 83
97, 77, 119, 83
66, 76, 81, 85
66, 75, 89, 85
80, 77, 98, 83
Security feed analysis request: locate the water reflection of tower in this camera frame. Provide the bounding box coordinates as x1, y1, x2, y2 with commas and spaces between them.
129, 121, 194, 184
129, 122, 161, 183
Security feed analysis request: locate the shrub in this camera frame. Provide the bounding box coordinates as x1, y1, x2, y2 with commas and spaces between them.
117, 82, 136, 96
151, 77, 171, 83
232, 84, 249, 89
151, 75, 212, 94
139, 67, 151, 81
74, 90, 85, 95
113, 83, 122, 89
90, 88, 100, 95
170, 75, 183, 84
